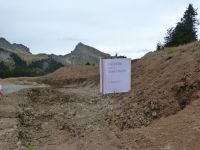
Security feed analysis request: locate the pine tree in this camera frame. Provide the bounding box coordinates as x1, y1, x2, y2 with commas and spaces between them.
164, 4, 199, 47
164, 28, 174, 47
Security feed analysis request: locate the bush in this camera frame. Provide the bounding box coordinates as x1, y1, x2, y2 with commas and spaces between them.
85, 62, 91, 65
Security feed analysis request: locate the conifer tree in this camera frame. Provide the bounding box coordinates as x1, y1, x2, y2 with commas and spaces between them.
164, 4, 199, 47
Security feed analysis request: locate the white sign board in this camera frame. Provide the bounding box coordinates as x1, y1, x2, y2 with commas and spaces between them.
100, 58, 131, 94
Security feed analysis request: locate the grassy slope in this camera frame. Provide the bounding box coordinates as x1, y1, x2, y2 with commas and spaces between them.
0, 48, 63, 78
3, 48, 49, 63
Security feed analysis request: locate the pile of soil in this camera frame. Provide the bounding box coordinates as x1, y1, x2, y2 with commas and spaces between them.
16, 87, 112, 149
36, 65, 99, 87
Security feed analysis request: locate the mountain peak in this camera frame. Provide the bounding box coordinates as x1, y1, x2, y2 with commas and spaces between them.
0, 37, 11, 46
63, 42, 111, 65
0, 37, 31, 54
77, 42, 84, 46
75, 42, 89, 50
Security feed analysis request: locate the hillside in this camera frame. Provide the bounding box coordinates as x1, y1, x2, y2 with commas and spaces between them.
0, 38, 110, 66
114, 41, 200, 129
0, 38, 49, 63
0, 38, 64, 78
0, 38, 110, 78
0, 48, 63, 78
53, 42, 111, 65
37, 41, 200, 129
0, 41, 200, 149
0, 37, 30, 54
37, 65, 99, 86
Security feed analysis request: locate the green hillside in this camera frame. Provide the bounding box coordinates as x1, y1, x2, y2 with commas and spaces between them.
0, 48, 63, 78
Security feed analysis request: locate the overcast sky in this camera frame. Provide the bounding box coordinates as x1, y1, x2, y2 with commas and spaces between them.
0, 0, 200, 58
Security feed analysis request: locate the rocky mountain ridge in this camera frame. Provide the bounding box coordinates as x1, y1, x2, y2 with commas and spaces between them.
0, 38, 30, 54
0, 37, 111, 78
0, 37, 111, 66
63, 42, 111, 65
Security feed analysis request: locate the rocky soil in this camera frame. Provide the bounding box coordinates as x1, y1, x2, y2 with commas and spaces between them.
0, 84, 199, 150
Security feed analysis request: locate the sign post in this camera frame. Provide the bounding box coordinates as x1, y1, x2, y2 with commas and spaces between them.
100, 58, 131, 128
112, 92, 117, 128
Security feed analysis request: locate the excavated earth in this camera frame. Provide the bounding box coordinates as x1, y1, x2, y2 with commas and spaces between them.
0, 42, 200, 150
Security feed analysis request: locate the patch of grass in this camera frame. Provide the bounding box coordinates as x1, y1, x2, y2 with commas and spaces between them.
27, 145, 35, 150
143, 41, 200, 59
0, 48, 9, 53
142, 48, 177, 60
18, 53, 49, 64
154, 47, 178, 56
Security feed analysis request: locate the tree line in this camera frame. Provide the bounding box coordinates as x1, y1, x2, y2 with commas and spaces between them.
157, 4, 199, 50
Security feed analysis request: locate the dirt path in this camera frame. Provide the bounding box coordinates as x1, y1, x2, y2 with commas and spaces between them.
1, 84, 33, 95
0, 83, 49, 95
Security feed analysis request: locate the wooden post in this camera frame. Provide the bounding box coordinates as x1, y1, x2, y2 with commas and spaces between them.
112, 92, 116, 129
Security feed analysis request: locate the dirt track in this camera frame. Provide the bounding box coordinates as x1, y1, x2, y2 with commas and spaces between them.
1, 84, 33, 95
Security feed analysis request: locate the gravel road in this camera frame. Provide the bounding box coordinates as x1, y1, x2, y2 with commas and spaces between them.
1, 84, 34, 95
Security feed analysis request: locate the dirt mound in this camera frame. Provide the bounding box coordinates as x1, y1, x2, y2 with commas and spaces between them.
46, 65, 98, 79
36, 65, 99, 87
113, 41, 200, 129
14, 87, 111, 149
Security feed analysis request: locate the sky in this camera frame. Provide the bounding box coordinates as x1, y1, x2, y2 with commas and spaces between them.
0, 0, 200, 59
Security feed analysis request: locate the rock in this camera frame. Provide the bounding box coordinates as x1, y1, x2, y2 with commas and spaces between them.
136, 91, 144, 96
152, 111, 158, 117
16, 141, 21, 149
